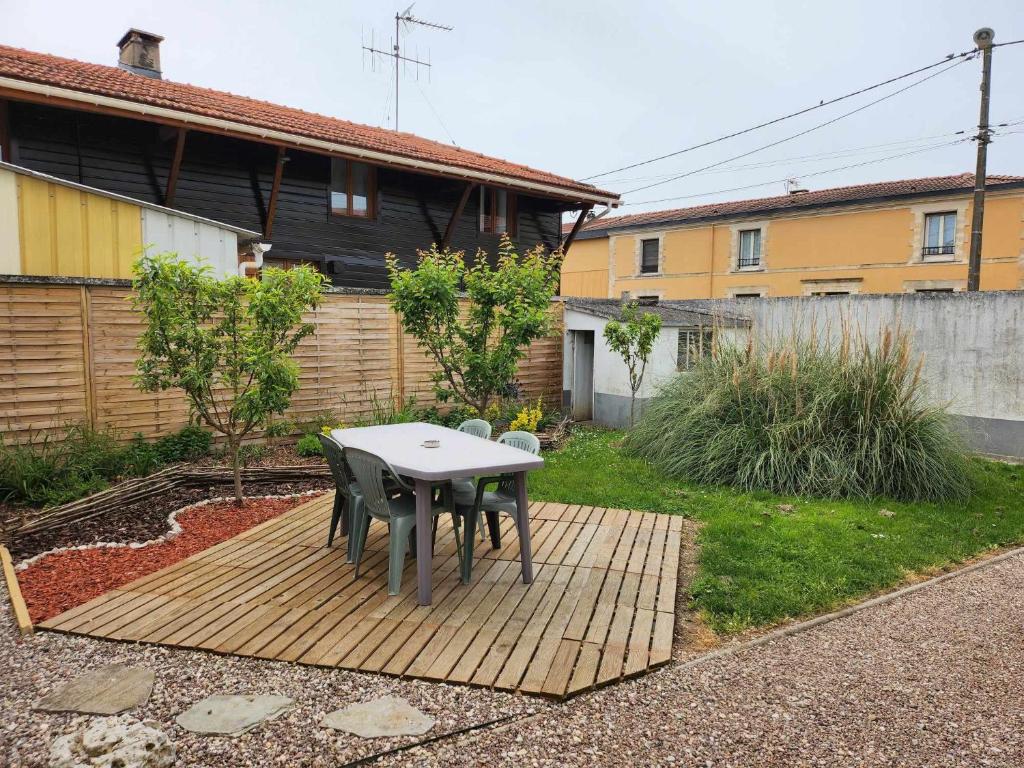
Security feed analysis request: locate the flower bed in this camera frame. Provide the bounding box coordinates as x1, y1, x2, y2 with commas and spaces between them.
17, 494, 322, 624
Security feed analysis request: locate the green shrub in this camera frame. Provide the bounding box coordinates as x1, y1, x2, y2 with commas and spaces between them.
296, 433, 323, 457
0, 423, 213, 508
626, 327, 972, 503
154, 425, 213, 462
265, 419, 294, 440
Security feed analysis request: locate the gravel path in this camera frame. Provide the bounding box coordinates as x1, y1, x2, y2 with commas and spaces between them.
0, 581, 548, 767
387, 551, 1024, 768
3, 548, 1022, 767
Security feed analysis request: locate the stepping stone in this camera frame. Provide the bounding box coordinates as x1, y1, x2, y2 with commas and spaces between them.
175, 695, 293, 735
34, 664, 154, 715
49, 715, 174, 768
322, 696, 435, 738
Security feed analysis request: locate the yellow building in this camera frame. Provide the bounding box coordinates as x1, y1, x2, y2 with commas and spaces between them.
561, 174, 1024, 299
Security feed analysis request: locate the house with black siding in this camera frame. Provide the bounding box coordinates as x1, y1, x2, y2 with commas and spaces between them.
0, 30, 618, 288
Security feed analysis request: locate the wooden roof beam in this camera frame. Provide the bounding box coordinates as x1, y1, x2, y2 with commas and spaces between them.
264, 147, 286, 239
163, 127, 187, 207
441, 182, 475, 250
560, 204, 593, 254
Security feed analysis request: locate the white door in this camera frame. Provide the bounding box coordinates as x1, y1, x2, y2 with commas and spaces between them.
571, 330, 594, 421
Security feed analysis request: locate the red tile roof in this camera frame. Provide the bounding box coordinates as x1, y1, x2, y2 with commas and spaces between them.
0, 44, 617, 203
580, 173, 1024, 234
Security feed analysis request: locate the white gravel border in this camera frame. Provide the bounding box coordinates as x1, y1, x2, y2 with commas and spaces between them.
14, 489, 325, 571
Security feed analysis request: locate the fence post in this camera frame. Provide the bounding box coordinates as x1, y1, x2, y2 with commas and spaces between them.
394, 306, 406, 406
78, 285, 96, 429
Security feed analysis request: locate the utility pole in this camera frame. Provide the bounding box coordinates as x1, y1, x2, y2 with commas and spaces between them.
967, 27, 995, 292
363, 5, 451, 131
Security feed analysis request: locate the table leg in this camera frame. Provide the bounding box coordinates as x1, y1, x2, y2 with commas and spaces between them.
514, 471, 534, 584
415, 478, 433, 605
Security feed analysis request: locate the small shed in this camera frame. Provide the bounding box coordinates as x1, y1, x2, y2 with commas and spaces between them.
562, 298, 749, 427
0, 161, 262, 279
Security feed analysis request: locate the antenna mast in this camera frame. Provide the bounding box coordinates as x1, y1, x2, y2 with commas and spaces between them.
362, 5, 452, 131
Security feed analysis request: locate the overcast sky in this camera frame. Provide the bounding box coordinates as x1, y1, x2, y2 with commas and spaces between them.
3, 0, 1022, 216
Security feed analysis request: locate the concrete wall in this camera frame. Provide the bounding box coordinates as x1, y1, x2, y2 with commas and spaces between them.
718, 292, 1024, 458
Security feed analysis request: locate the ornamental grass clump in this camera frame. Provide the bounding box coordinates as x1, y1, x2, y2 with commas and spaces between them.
626, 325, 972, 503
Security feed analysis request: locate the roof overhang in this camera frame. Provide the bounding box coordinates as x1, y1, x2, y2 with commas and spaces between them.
0, 76, 619, 209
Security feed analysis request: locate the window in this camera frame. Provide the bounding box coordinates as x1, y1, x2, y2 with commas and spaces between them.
738, 229, 762, 268
480, 186, 514, 234
809, 291, 850, 296
733, 292, 763, 299
915, 288, 955, 293
640, 238, 660, 274
677, 328, 713, 371
330, 158, 374, 218
923, 212, 956, 258
635, 295, 659, 305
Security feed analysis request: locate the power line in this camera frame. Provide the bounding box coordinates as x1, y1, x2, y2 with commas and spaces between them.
598, 127, 974, 185
622, 136, 979, 207
621, 57, 972, 196
415, 79, 458, 146
581, 47, 981, 181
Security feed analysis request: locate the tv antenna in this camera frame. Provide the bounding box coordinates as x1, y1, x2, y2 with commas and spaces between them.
362, 4, 452, 131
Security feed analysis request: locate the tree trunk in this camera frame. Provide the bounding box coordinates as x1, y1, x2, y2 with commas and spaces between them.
230, 438, 243, 505
629, 392, 636, 428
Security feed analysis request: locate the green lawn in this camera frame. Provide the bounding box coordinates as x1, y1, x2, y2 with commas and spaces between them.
530, 427, 1024, 634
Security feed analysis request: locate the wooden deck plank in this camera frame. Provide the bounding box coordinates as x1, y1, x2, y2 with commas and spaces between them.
566, 642, 602, 695
650, 610, 675, 666
37, 497, 680, 700
517, 566, 591, 694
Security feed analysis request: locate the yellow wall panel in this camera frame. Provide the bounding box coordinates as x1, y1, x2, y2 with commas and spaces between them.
115, 201, 143, 277
18, 176, 55, 275
86, 199, 116, 278
54, 185, 86, 276
15, 175, 143, 279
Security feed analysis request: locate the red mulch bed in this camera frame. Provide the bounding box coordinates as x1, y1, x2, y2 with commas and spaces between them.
18, 494, 322, 624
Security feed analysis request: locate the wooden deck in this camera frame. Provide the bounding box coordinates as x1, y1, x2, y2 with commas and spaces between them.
39, 493, 681, 699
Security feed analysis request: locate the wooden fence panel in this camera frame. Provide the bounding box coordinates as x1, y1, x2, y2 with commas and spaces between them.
87, 287, 191, 440
0, 285, 89, 442
0, 281, 564, 444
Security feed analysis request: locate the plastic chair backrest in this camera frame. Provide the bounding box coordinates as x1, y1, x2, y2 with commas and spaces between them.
498, 431, 540, 455
343, 447, 403, 521
494, 431, 541, 496
457, 419, 492, 440
319, 434, 355, 498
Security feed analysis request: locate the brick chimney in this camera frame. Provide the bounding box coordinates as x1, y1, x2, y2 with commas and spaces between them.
116, 29, 163, 79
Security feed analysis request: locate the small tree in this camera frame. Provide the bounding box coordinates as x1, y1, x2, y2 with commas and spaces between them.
604, 303, 662, 427
133, 254, 328, 503
387, 235, 562, 415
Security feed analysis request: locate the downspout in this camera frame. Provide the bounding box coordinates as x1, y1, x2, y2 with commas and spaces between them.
708, 225, 715, 298
238, 241, 271, 276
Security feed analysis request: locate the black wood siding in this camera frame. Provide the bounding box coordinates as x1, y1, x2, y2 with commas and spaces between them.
9, 101, 564, 288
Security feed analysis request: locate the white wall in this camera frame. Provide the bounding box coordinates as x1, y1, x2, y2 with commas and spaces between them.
564, 308, 688, 426
141, 209, 241, 278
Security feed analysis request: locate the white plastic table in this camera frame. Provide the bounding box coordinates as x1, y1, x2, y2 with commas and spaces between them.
330, 422, 544, 605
